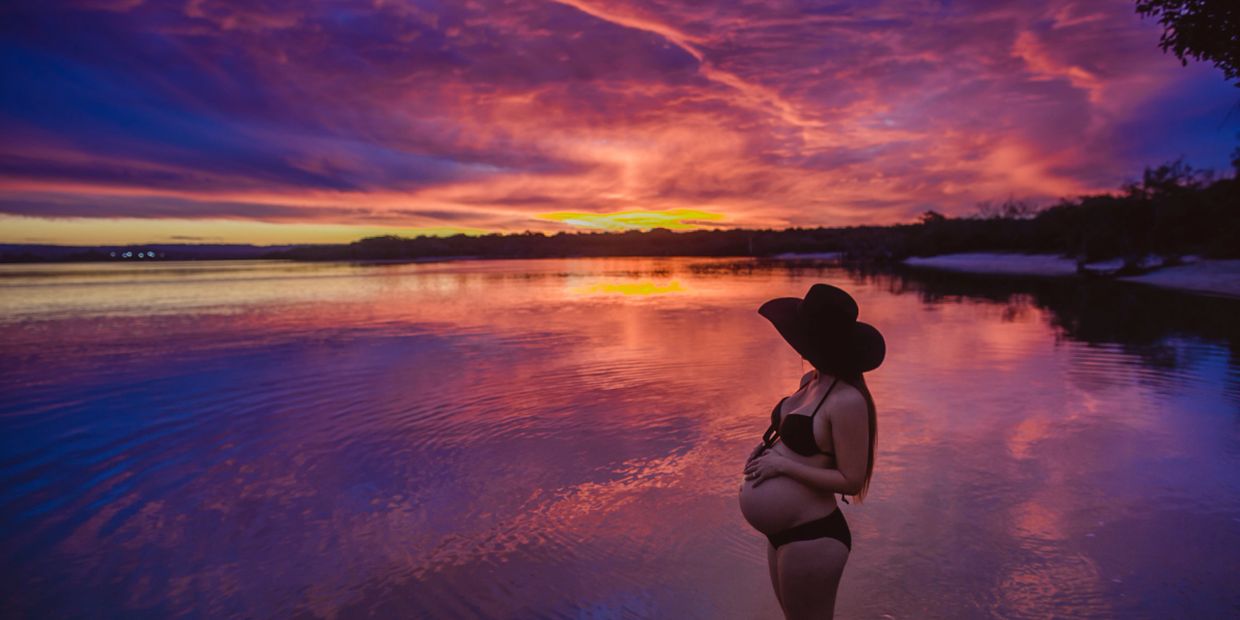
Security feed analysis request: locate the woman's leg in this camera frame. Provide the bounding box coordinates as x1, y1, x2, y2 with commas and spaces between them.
775, 537, 849, 620
767, 540, 786, 616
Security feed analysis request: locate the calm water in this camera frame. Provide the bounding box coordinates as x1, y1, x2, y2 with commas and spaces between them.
1, 257, 1237, 619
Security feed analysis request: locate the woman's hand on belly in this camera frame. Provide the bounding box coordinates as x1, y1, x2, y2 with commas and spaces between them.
743, 450, 792, 487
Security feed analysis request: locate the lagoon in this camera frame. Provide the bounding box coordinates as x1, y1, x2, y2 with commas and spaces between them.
1, 257, 1237, 618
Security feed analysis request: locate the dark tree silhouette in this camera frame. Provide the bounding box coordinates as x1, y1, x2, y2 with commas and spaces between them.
1135, 0, 1240, 86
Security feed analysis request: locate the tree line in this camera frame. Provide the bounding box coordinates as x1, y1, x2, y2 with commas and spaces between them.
267, 159, 1238, 268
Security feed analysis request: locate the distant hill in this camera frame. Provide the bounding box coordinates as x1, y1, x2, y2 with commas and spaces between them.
0, 243, 304, 263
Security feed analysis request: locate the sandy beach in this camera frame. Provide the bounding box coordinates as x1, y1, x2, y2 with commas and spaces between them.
768, 251, 846, 260
900, 252, 1240, 298
902, 252, 1080, 276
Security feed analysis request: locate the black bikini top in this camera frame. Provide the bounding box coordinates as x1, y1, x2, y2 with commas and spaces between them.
760, 376, 852, 504
762, 376, 839, 458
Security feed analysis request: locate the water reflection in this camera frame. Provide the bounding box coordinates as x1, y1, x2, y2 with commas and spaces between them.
0, 258, 1236, 618
573, 280, 686, 296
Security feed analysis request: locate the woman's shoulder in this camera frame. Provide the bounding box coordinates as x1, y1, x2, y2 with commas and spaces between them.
821, 376, 865, 416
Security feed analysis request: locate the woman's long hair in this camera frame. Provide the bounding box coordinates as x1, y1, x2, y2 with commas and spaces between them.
837, 370, 877, 503
806, 358, 878, 503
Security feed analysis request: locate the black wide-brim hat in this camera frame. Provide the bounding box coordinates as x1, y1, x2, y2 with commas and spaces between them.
758, 283, 885, 374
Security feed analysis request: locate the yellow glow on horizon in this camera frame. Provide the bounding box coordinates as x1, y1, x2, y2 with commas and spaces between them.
574, 280, 686, 296
0, 216, 492, 245
538, 209, 725, 231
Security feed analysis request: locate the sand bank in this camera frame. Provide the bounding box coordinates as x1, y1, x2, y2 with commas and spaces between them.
1117, 259, 1240, 298
902, 252, 1078, 276
901, 252, 1240, 299
768, 251, 845, 260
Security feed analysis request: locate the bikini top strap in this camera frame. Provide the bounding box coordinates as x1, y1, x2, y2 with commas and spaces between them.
762, 419, 778, 447
770, 397, 786, 426
763, 399, 783, 447
809, 377, 839, 419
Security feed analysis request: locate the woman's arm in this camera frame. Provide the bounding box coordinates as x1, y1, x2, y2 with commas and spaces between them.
778, 462, 858, 495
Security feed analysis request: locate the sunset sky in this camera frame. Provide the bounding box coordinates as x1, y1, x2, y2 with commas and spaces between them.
1, 0, 1237, 245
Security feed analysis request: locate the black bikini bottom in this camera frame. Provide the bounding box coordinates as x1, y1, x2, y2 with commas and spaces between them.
765, 507, 851, 551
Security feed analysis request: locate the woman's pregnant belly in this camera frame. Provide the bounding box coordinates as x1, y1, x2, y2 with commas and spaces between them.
737, 445, 838, 535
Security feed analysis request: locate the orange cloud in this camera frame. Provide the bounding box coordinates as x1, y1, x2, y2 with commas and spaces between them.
1, 0, 1235, 244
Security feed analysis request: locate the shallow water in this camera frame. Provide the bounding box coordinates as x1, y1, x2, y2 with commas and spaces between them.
1, 257, 1237, 619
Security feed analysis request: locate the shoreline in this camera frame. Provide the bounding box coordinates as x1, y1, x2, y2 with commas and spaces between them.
900, 252, 1240, 299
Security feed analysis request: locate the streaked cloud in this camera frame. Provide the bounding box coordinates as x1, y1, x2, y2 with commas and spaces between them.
0, 0, 1235, 243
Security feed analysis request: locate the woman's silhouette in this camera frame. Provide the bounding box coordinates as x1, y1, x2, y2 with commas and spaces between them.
737, 284, 884, 619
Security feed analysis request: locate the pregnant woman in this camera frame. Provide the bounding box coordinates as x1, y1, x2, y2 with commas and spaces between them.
738, 283, 885, 619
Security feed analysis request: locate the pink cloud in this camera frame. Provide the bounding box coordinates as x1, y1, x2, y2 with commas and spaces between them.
0, 0, 1235, 240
